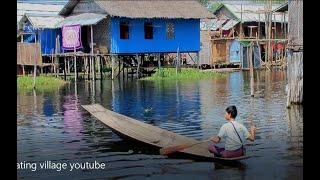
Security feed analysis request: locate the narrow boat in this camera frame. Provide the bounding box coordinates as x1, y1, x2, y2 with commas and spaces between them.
82, 104, 250, 161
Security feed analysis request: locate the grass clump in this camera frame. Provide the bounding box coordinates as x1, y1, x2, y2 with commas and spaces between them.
140, 68, 224, 81
17, 76, 67, 92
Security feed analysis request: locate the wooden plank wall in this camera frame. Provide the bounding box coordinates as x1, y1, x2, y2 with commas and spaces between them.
17, 42, 42, 66
211, 39, 227, 63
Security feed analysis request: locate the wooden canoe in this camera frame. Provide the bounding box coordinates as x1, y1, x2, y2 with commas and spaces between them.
82, 104, 250, 161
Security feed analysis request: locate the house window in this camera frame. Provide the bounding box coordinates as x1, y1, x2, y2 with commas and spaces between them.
120, 22, 129, 39
144, 22, 153, 39
166, 23, 175, 39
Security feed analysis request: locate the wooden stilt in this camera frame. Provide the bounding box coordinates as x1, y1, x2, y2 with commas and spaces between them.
90, 25, 95, 81
122, 58, 125, 79
84, 56, 87, 80
118, 57, 121, 79
87, 57, 90, 80
136, 54, 140, 79
33, 63, 37, 89
90, 57, 93, 80
22, 65, 25, 76
249, 43, 254, 97
112, 55, 115, 80
64, 57, 67, 81
176, 47, 180, 74
158, 53, 161, 69
196, 52, 200, 69
93, 56, 96, 80
74, 46, 77, 82
67, 58, 70, 74
100, 55, 103, 80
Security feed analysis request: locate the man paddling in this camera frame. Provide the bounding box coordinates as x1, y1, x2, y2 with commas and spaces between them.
208, 106, 256, 158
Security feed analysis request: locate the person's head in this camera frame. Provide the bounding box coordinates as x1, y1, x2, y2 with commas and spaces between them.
225, 106, 237, 120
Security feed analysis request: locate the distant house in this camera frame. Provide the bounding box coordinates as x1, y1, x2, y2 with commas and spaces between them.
209, 2, 288, 39
17, 3, 64, 75
203, 2, 288, 67
18, 13, 64, 55
17, 3, 65, 56
57, 0, 213, 63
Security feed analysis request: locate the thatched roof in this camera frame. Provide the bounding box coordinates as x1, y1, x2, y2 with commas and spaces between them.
60, 0, 214, 19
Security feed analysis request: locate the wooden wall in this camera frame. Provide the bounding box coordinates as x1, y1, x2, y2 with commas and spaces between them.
17, 42, 42, 66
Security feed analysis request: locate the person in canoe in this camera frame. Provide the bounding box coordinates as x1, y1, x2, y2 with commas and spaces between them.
208, 106, 257, 158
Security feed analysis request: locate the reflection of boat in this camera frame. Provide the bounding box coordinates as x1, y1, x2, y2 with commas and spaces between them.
82, 104, 249, 162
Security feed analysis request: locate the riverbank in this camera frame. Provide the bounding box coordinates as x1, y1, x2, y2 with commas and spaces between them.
140, 68, 225, 81
17, 76, 67, 91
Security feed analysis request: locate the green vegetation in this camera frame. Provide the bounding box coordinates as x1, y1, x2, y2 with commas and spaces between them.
250, 0, 286, 4
102, 67, 112, 73
198, 0, 209, 7
17, 76, 67, 92
140, 68, 225, 81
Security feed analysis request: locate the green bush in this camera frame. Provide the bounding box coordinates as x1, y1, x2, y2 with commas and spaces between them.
17, 76, 67, 92
140, 68, 225, 81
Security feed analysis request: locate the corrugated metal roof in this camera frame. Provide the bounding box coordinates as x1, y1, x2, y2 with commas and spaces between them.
273, 2, 288, 12
201, 18, 239, 31
211, 3, 288, 23
224, 3, 288, 23
221, 19, 239, 30
201, 19, 229, 31
28, 15, 64, 29
17, 2, 64, 23
55, 13, 107, 27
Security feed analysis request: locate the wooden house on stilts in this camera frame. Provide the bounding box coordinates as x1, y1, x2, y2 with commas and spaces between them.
17, 2, 64, 75
203, 2, 288, 69
57, 0, 213, 79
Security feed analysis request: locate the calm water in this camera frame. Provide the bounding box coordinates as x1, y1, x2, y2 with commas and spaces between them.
17, 70, 303, 180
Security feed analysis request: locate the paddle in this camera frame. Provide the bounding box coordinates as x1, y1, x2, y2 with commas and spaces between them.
159, 139, 212, 155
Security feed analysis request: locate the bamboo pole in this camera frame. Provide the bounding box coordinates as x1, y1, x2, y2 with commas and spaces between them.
55, 35, 59, 77
158, 53, 161, 69
274, 13, 277, 39
137, 54, 140, 78
22, 65, 25, 75
258, 13, 261, 38
64, 57, 67, 81
74, 46, 77, 82
91, 26, 95, 81
33, 60, 36, 89
249, 43, 254, 97
100, 55, 103, 80
197, 52, 200, 69
118, 57, 121, 78
84, 56, 87, 80
67, 59, 70, 74
240, 4, 243, 39
112, 55, 115, 80
122, 58, 125, 79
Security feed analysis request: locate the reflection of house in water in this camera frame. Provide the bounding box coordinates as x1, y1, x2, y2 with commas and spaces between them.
63, 95, 83, 137
111, 80, 202, 132
286, 106, 303, 159
17, 92, 45, 124
43, 97, 55, 117
198, 75, 230, 137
